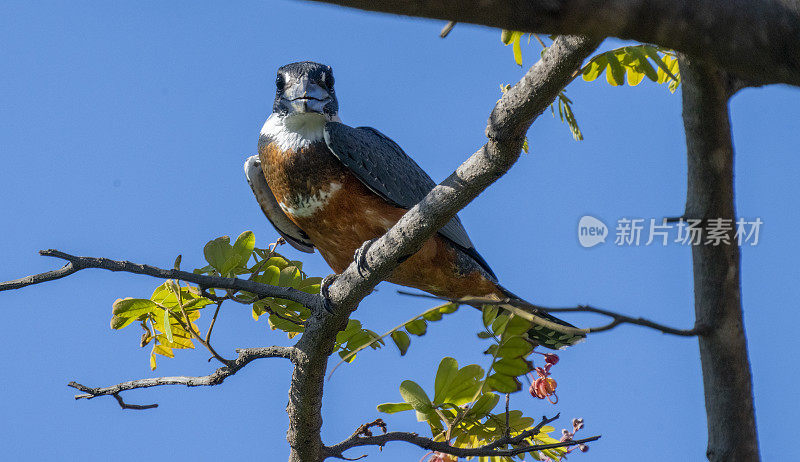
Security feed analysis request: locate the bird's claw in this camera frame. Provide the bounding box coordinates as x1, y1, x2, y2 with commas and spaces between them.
354, 238, 378, 277
320, 273, 338, 314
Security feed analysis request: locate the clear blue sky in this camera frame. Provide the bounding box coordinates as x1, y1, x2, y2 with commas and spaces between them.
2, 1, 798, 461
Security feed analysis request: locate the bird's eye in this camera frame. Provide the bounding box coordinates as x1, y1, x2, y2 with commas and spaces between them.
276, 74, 285, 91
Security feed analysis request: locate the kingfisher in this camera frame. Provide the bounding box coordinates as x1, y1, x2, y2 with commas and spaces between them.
244, 61, 586, 349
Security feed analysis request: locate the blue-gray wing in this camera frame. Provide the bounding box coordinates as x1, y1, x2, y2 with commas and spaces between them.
323, 122, 496, 278
244, 155, 314, 253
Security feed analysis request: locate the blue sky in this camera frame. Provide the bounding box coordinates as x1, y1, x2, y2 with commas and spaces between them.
2, 1, 798, 461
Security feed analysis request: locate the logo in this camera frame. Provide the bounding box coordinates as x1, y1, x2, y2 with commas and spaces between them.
578, 216, 608, 248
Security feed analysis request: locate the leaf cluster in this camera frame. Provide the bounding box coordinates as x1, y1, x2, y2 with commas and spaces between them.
379, 357, 566, 461
109, 231, 380, 368
581, 45, 680, 91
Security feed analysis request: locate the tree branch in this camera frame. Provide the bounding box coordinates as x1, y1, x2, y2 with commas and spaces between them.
324, 35, 600, 313
283, 35, 600, 462
680, 54, 760, 461
397, 290, 709, 337
67, 346, 296, 406
0, 249, 324, 312
326, 414, 599, 459
304, 0, 800, 87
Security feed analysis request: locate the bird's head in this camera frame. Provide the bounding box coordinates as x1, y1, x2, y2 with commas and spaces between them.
273, 61, 338, 120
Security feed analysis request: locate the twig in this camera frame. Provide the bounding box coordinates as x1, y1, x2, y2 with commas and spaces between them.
205, 302, 223, 344
67, 383, 159, 410
439, 21, 456, 38
0, 249, 323, 312
504, 394, 511, 440
397, 291, 709, 337
111, 393, 158, 410
67, 346, 296, 408
326, 413, 599, 458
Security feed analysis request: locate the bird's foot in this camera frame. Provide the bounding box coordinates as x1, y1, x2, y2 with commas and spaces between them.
353, 238, 378, 277
320, 273, 338, 314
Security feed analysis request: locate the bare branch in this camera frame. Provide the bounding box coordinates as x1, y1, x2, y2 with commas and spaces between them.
304, 0, 800, 87
326, 414, 600, 459
67, 346, 296, 406
397, 290, 709, 336
0, 249, 324, 312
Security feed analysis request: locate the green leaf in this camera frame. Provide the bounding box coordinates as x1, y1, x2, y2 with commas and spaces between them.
278, 266, 302, 288
390, 331, 411, 355
500, 29, 513, 45
493, 357, 530, 377
254, 265, 281, 286
496, 336, 534, 358
112, 298, 157, 317
626, 65, 645, 86
405, 319, 428, 336
162, 308, 173, 343
486, 373, 520, 393
482, 305, 499, 328
399, 380, 433, 418
377, 402, 413, 414
605, 52, 625, 86
203, 236, 233, 271
511, 32, 523, 66
444, 364, 485, 405
264, 256, 289, 270
645, 46, 679, 82
628, 46, 659, 81
111, 298, 157, 329
466, 392, 500, 419
433, 357, 459, 405
232, 230, 255, 265
581, 54, 607, 81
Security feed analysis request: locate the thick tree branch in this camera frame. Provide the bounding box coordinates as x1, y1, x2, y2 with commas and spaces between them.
397, 291, 708, 336
67, 346, 296, 404
305, 0, 800, 87
680, 55, 760, 461
0, 249, 324, 312
324, 35, 600, 312
326, 413, 599, 459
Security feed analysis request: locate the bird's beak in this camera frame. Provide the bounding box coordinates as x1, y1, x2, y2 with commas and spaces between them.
281, 77, 331, 115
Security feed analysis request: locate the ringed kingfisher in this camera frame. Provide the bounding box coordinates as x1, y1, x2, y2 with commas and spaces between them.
244, 61, 586, 349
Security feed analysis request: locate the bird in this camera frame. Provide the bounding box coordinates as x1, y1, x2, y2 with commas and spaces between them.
244, 61, 587, 349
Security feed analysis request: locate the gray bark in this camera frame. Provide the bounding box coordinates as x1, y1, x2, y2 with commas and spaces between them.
305, 0, 800, 87
680, 54, 760, 462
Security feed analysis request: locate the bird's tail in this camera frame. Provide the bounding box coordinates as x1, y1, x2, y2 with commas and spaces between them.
484, 284, 588, 350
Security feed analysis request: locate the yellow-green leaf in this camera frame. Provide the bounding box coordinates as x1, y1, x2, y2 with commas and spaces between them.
605, 53, 625, 86
399, 380, 433, 416
433, 357, 459, 405
582, 55, 607, 81
232, 230, 255, 265
377, 402, 413, 413
203, 236, 232, 271
405, 319, 427, 336
112, 298, 157, 317
390, 331, 411, 355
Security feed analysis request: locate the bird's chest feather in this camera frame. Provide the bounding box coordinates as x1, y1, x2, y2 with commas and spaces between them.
260, 139, 348, 218
259, 133, 407, 272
